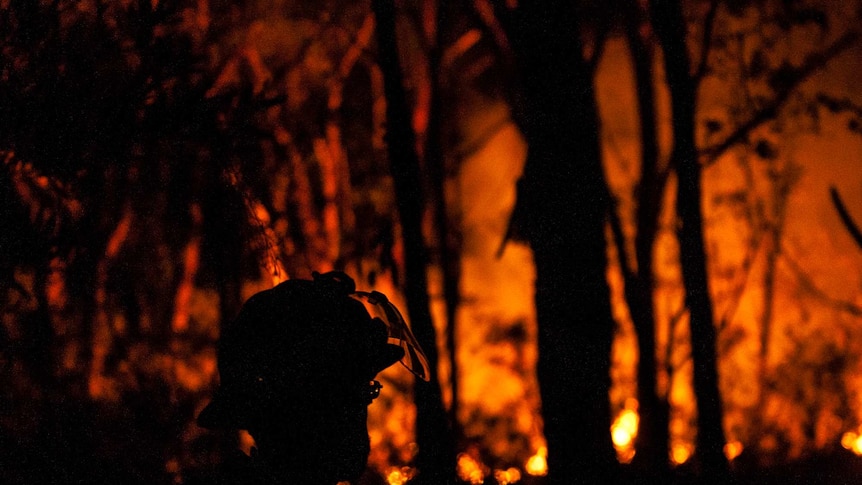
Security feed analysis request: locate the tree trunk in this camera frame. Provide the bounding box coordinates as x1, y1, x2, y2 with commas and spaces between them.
371, 1, 457, 483
622, 5, 671, 478
425, 0, 462, 434
508, 3, 618, 483
649, 0, 730, 479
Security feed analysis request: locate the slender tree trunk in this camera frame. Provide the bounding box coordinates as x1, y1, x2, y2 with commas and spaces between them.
425, 0, 462, 432
371, 1, 457, 483
508, 3, 617, 483
622, 6, 671, 478
649, 0, 730, 479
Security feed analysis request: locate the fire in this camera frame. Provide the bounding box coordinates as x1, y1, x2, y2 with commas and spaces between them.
671, 443, 693, 465
385, 466, 416, 485
724, 440, 744, 461
841, 430, 862, 455
524, 446, 548, 476
611, 409, 639, 447
456, 453, 487, 484
610, 399, 639, 463
494, 467, 522, 484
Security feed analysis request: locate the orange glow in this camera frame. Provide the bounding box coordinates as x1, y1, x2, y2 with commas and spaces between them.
724, 440, 744, 461
238, 430, 255, 456
610, 399, 639, 463
841, 431, 862, 455
524, 446, 548, 476
494, 467, 521, 484
456, 453, 486, 484
311, 137, 342, 265
385, 466, 416, 485
172, 221, 201, 333
105, 207, 133, 258
5, 3, 862, 482
611, 410, 639, 448
671, 443, 693, 465
46, 257, 67, 308
249, 201, 288, 285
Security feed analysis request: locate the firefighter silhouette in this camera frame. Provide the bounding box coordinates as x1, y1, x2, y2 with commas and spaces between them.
197, 271, 429, 484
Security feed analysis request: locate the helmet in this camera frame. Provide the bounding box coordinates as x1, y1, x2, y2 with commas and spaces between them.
197, 271, 428, 429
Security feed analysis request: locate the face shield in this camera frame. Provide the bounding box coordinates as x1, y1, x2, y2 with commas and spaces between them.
350, 291, 431, 382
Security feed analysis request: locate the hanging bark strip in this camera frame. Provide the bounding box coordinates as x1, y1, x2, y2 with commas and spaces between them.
89, 204, 133, 399
277, 130, 329, 273
370, 1, 457, 483
649, 0, 729, 479
225, 167, 288, 284
171, 202, 202, 333
316, 13, 377, 267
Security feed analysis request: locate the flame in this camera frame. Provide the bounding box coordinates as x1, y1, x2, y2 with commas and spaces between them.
724, 440, 744, 461
841, 431, 862, 455
670, 443, 693, 465
385, 466, 416, 485
611, 410, 639, 448
610, 399, 639, 463
494, 467, 521, 484
524, 446, 547, 476
457, 453, 486, 484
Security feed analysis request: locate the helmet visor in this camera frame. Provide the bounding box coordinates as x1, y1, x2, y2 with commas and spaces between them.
350, 291, 431, 381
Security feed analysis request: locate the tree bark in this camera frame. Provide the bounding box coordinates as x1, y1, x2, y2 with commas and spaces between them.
621, 5, 671, 478
371, 1, 457, 483
507, 3, 618, 482
649, 0, 730, 479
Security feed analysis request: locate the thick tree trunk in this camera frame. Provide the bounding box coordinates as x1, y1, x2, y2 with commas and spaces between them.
649, 0, 730, 479
371, 1, 457, 483
508, 3, 618, 483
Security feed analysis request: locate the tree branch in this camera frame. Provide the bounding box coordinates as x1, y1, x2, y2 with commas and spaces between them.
782, 246, 862, 317
700, 30, 860, 164
830, 186, 862, 251
694, 0, 720, 82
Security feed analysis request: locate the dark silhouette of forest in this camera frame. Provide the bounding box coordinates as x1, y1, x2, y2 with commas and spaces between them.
2, 1, 862, 484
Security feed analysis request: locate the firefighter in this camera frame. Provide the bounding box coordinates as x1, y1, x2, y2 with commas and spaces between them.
196, 271, 428, 484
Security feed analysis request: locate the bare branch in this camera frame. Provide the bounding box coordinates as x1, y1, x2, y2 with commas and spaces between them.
782, 246, 862, 317
830, 186, 862, 251
817, 93, 862, 118
700, 30, 861, 164
470, 0, 513, 57
694, 0, 720, 82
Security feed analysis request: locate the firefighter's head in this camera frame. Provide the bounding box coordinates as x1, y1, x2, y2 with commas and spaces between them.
198, 271, 427, 482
